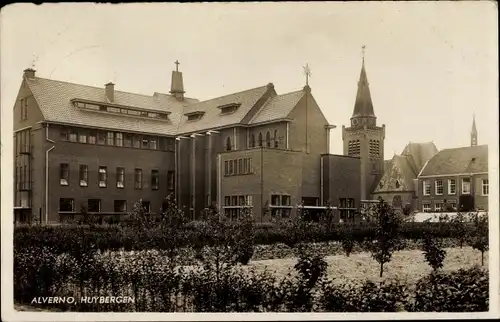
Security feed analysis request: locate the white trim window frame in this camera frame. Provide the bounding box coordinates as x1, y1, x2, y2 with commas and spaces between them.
482, 179, 489, 196
448, 179, 456, 195
462, 178, 471, 194
423, 180, 431, 196
435, 179, 443, 195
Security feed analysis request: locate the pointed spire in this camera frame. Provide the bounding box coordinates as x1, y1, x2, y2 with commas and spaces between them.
471, 112, 478, 146
352, 46, 375, 118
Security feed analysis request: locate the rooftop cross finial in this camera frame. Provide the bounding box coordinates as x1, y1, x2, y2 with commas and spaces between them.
303, 63, 312, 86
174, 60, 180, 72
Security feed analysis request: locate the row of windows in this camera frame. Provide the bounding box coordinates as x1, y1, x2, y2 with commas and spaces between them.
422, 201, 458, 213
422, 178, 488, 196
59, 198, 159, 213
248, 131, 282, 149
223, 195, 253, 220
59, 163, 174, 190
270, 194, 292, 218
74, 101, 170, 121
224, 158, 253, 176
60, 127, 175, 151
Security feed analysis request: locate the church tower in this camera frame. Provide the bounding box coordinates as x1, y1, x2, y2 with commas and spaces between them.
342, 47, 385, 200
471, 113, 478, 147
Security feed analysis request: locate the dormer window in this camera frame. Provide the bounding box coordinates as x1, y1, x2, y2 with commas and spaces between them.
218, 103, 241, 115
185, 111, 205, 121
72, 99, 171, 121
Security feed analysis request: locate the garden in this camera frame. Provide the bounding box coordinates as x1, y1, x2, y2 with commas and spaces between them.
14, 197, 489, 312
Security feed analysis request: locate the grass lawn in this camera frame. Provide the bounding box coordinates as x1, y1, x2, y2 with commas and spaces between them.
246, 246, 488, 286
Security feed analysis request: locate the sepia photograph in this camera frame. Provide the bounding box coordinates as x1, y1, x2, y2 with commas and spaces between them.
1, 1, 498, 321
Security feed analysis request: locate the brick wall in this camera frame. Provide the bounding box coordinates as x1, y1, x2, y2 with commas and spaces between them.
322, 154, 361, 208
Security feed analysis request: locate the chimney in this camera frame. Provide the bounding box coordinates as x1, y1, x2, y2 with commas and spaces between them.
23, 68, 36, 79
105, 82, 115, 102
170, 60, 185, 100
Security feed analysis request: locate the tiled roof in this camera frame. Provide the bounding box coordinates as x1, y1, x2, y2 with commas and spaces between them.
250, 90, 304, 124
401, 142, 439, 172
26, 77, 198, 135
419, 145, 488, 177
176, 85, 271, 134
374, 155, 418, 193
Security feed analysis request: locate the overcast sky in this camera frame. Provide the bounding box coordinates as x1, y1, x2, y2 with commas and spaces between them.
1, 2, 498, 156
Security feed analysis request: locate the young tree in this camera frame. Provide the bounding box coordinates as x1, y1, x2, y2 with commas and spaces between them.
450, 212, 469, 248
341, 223, 355, 257
422, 233, 447, 271
469, 212, 489, 266
369, 200, 403, 277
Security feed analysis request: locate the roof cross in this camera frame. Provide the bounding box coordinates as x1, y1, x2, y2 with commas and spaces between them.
174, 60, 180, 72
303, 63, 312, 86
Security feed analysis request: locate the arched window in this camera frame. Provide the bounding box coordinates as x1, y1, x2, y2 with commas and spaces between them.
226, 137, 232, 151
250, 134, 255, 148
266, 131, 271, 147
258, 133, 263, 147
274, 130, 279, 148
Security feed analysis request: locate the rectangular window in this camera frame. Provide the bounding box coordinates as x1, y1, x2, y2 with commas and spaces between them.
133, 135, 141, 148
88, 199, 101, 212
238, 195, 245, 206
448, 179, 456, 195
78, 132, 87, 144
99, 166, 107, 188
224, 161, 229, 176
423, 180, 431, 196
231, 196, 238, 206
166, 138, 175, 151
149, 139, 157, 150
20, 98, 28, 121
224, 196, 231, 206
151, 169, 159, 190
248, 158, 252, 173
88, 132, 97, 144
271, 194, 281, 206
282, 195, 291, 206
422, 203, 432, 213
124, 134, 133, 147
59, 198, 74, 212
115, 133, 123, 147
235, 159, 239, 175
116, 167, 125, 188
97, 132, 106, 145
107, 132, 114, 145
135, 169, 142, 189
482, 179, 489, 196
435, 202, 443, 212
69, 131, 77, 142
60, 163, 69, 186
243, 158, 248, 174
79, 165, 88, 187
238, 159, 243, 175
60, 129, 68, 141
462, 178, 471, 194
167, 171, 175, 190
245, 195, 253, 206
114, 200, 127, 213
229, 160, 234, 175
142, 138, 149, 149
435, 180, 443, 195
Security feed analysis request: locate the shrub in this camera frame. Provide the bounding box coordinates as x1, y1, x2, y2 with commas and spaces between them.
407, 266, 488, 312
422, 234, 446, 271
320, 279, 408, 312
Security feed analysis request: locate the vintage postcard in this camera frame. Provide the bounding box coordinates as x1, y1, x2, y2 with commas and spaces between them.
1, 1, 498, 321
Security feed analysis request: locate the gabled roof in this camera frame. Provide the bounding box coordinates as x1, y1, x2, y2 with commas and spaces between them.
26, 77, 198, 135
418, 145, 488, 177
250, 89, 304, 124
177, 84, 272, 133
401, 142, 439, 173
374, 155, 418, 193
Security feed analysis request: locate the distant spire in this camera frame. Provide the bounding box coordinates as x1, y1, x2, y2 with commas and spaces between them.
471, 112, 478, 146
170, 60, 185, 100
352, 46, 375, 119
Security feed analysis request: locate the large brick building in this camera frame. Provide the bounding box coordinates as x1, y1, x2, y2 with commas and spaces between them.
416, 117, 489, 212
13, 61, 367, 223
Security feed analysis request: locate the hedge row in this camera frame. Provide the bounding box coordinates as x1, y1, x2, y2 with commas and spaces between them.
14, 221, 474, 254
15, 245, 488, 312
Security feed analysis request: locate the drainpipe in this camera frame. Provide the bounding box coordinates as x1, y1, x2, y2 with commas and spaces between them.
45, 124, 55, 224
